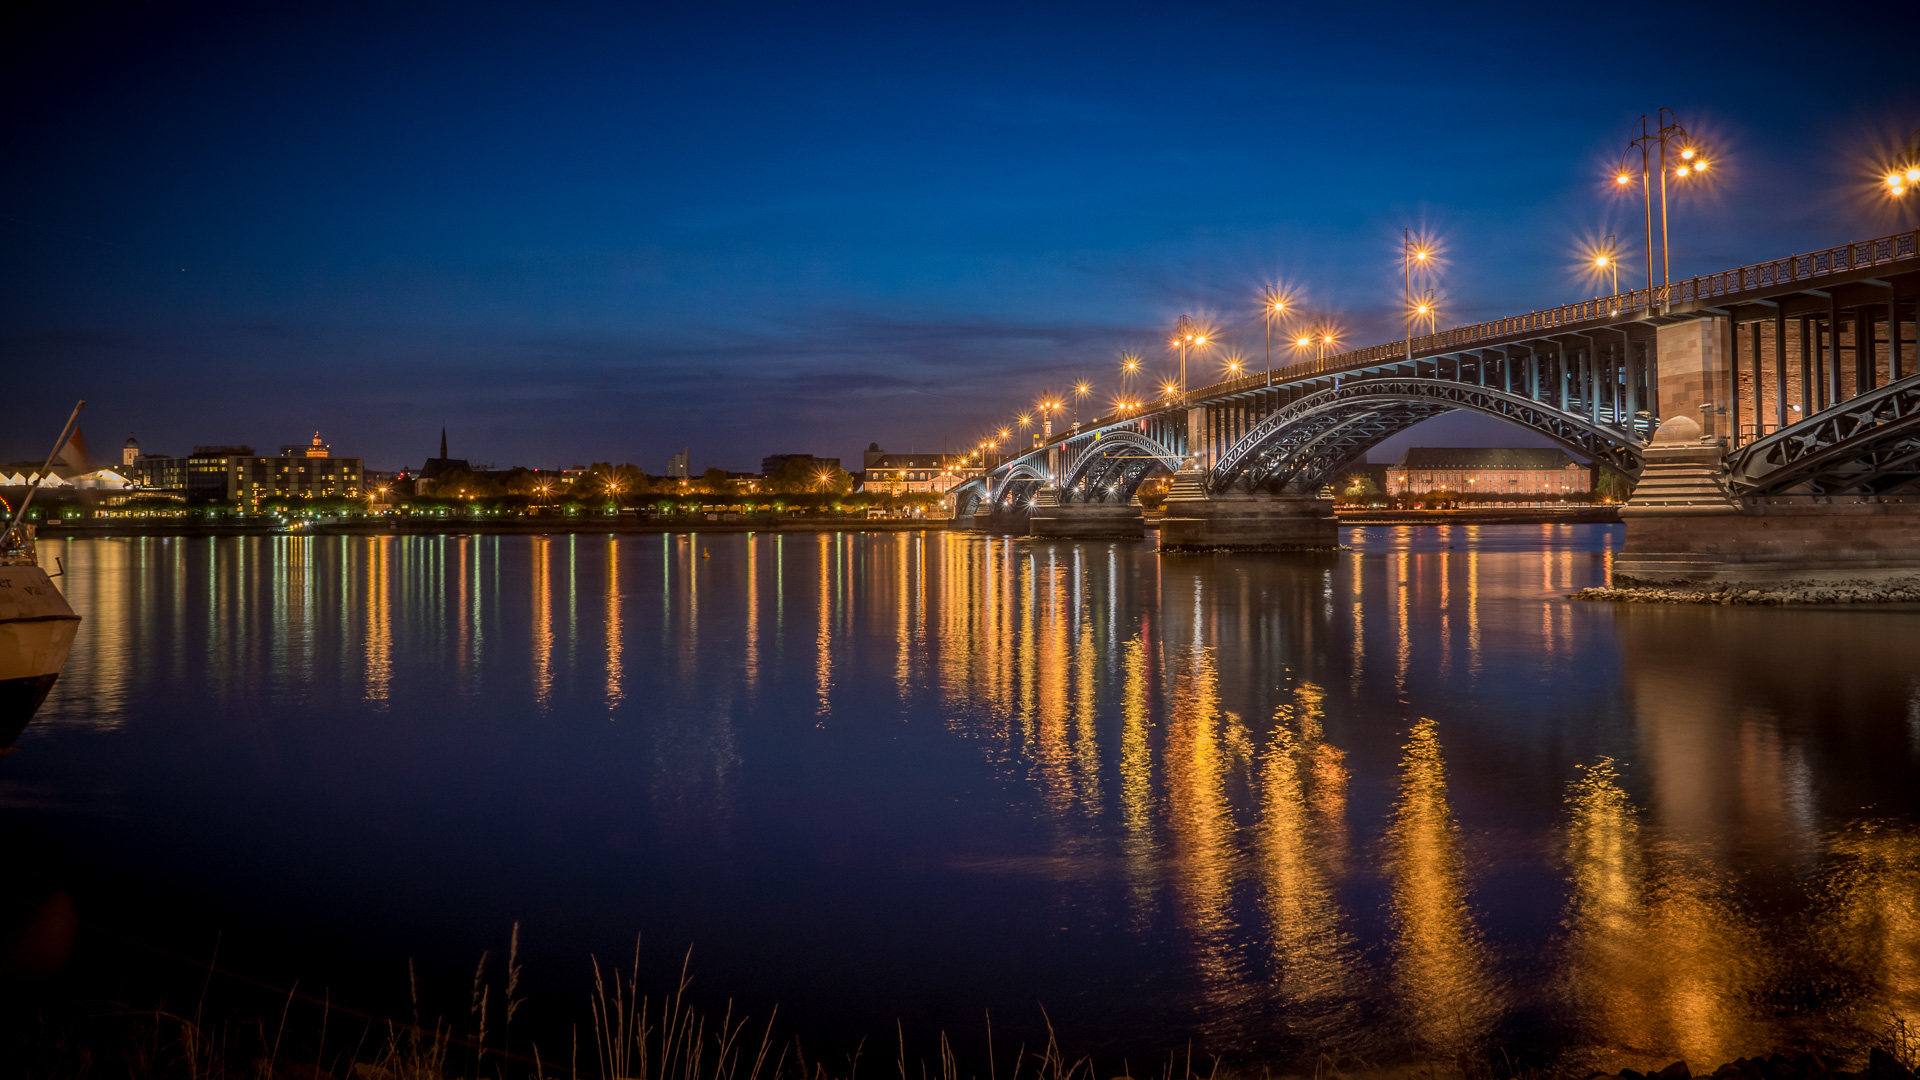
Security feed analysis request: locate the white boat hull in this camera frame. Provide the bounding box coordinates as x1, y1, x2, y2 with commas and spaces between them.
0, 564, 81, 747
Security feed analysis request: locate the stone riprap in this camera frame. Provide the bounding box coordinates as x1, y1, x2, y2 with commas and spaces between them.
1573, 577, 1920, 605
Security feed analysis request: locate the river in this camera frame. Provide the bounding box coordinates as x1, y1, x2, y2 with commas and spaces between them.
4, 526, 1917, 1073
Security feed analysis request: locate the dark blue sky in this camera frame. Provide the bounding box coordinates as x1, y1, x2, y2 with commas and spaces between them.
6, 1, 1916, 472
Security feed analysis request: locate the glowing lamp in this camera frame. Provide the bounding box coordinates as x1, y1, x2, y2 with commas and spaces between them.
1616, 174, 1631, 185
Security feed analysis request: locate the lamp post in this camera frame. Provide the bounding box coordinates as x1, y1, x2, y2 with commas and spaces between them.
1595, 234, 1618, 296
1072, 382, 1091, 429
1885, 130, 1920, 198
1404, 230, 1432, 361
1618, 110, 1710, 310
1170, 315, 1206, 403
1038, 399, 1062, 442
1263, 295, 1287, 387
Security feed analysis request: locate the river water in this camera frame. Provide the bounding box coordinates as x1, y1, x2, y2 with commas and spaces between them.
5, 527, 1918, 1073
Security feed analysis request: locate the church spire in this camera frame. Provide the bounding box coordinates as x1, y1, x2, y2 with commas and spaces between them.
440, 426, 448, 460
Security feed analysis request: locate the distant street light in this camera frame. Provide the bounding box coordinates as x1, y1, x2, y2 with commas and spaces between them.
1073, 382, 1091, 428
1884, 129, 1920, 197
1038, 399, 1062, 441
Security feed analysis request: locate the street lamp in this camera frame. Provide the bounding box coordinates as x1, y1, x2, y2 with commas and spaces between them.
1404, 229, 1434, 360
1170, 315, 1207, 403
1617, 110, 1711, 309
1038, 399, 1062, 441
1884, 130, 1920, 197
1594, 234, 1619, 296
1262, 293, 1289, 387
1073, 382, 1091, 428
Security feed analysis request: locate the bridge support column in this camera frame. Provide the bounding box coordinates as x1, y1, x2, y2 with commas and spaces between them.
1029, 490, 1145, 539
1617, 416, 1920, 584
1655, 316, 1735, 441
970, 504, 1030, 535
1157, 471, 1337, 552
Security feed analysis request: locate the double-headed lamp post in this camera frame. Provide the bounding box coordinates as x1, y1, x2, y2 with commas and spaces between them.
1617, 109, 1710, 310
1404, 230, 1433, 361
1037, 400, 1063, 443
1171, 315, 1207, 403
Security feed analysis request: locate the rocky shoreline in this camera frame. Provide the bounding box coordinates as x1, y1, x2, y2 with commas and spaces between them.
1573, 578, 1920, 605
1595, 1050, 1917, 1080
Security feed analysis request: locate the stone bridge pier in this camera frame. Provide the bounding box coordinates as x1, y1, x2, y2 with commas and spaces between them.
1616, 317, 1920, 584
1028, 490, 1145, 538
1156, 470, 1338, 552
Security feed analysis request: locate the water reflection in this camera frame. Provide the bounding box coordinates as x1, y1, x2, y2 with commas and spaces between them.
1258, 683, 1363, 1048
14, 527, 1920, 1073
1389, 718, 1500, 1057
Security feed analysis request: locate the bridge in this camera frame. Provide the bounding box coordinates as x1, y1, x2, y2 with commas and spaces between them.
949, 229, 1920, 583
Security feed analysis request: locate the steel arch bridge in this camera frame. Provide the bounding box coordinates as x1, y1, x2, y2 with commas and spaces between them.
947, 229, 1920, 516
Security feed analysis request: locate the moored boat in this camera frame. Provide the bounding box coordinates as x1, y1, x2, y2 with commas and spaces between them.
0, 525, 80, 748
1, 401, 87, 750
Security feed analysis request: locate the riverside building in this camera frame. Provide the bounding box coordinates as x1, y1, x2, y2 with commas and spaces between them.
860, 445, 969, 494
1386, 447, 1590, 499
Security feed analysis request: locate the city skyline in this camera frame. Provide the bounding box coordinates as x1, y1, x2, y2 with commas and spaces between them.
5, 3, 1918, 469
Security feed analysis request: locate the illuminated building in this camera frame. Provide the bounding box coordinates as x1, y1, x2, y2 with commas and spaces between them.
227, 434, 364, 505
1386, 447, 1591, 498
860, 444, 969, 494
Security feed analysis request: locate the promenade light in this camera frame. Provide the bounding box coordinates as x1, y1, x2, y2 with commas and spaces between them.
1296, 336, 1311, 347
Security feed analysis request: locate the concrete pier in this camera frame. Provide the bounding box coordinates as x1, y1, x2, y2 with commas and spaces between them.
967, 507, 1031, 535
1617, 416, 1920, 583
1029, 493, 1145, 538
1157, 473, 1338, 551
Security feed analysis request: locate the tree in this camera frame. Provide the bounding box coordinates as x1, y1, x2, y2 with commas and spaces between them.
1341, 475, 1381, 500
1595, 467, 1635, 503
698, 466, 732, 494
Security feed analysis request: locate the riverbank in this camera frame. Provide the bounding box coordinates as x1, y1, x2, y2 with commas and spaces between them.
1574, 578, 1920, 605
36, 516, 948, 539
1336, 506, 1621, 526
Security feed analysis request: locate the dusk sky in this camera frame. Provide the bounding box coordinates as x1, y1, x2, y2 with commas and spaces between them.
6, 1, 1916, 473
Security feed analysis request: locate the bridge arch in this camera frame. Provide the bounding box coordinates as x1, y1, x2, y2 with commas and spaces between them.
1056, 429, 1182, 503
1211, 378, 1644, 493
1726, 372, 1920, 496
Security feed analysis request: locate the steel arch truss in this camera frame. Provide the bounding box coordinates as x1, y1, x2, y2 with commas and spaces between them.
1057, 430, 1182, 504
1251, 404, 1451, 494
1726, 372, 1920, 496
1211, 378, 1644, 493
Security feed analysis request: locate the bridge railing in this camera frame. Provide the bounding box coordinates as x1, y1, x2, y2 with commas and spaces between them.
1194, 228, 1920, 398
1054, 228, 1920, 457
